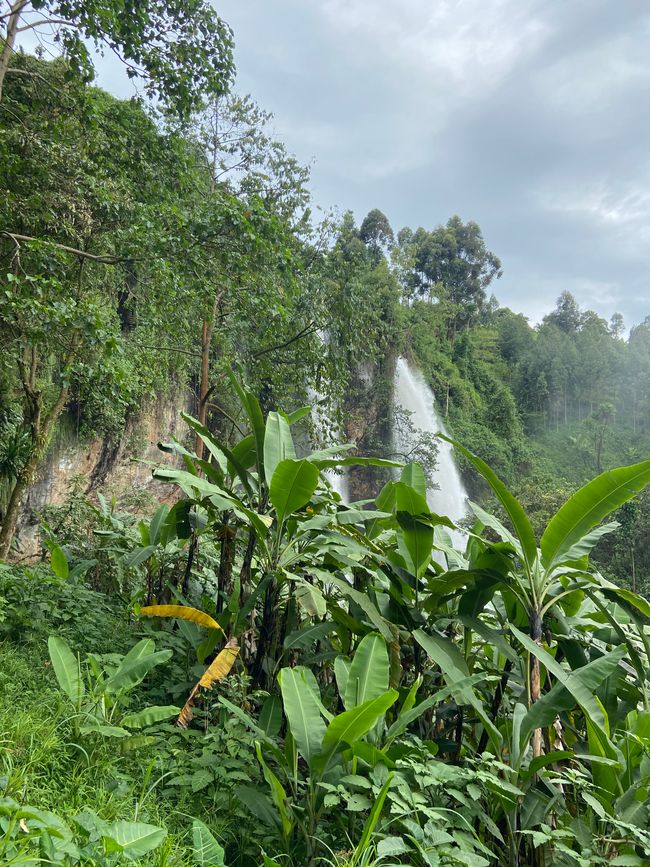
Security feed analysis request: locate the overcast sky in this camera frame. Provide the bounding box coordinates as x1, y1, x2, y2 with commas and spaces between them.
90, 0, 650, 327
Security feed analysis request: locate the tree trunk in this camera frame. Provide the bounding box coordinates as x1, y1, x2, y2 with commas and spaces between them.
0, 0, 24, 102
195, 318, 211, 459
0, 385, 69, 560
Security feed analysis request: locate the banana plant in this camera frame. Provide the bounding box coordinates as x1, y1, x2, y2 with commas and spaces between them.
153, 372, 399, 686
441, 440, 650, 758
47, 635, 177, 740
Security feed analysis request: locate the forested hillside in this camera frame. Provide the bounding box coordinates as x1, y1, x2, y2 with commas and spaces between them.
2, 10, 650, 867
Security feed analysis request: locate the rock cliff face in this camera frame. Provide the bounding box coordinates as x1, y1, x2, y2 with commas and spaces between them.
345, 353, 397, 501
15, 396, 188, 557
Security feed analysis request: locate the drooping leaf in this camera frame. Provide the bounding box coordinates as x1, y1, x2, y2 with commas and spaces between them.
122, 706, 181, 729
140, 605, 224, 633
511, 625, 621, 761
540, 461, 650, 569
519, 646, 626, 751
414, 629, 501, 750
104, 640, 172, 693
178, 641, 239, 728
439, 435, 537, 574
48, 636, 84, 705
255, 743, 292, 842
283, 621, 335, 650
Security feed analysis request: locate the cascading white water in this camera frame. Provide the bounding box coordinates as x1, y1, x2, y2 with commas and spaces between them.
393, 357, 468, 531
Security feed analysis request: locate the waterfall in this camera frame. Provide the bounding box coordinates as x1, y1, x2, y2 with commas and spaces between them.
393, 357, 468, 532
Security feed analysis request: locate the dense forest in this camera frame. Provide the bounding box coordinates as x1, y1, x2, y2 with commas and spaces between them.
1, 3, 650, 865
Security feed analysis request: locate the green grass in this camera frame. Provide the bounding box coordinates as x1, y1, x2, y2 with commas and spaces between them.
0, 640, 194, 865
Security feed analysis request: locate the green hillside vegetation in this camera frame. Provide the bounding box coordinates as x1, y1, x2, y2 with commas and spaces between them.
1, 17, 650, 867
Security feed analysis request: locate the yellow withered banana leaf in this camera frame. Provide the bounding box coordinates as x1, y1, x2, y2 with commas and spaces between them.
176, 639, 239, 729
199, 642, 239, 688
140, 605, 224, 633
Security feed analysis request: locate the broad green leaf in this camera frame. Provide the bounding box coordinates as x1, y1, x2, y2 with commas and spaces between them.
344, 633, 389, 710
104, 821, 166, 860
541, 461, 650, 569
393, 481, 429, 516
286, 405, 312, 425
294, 581, 326, 617
278, 666, 326, 768
439, 435, 537, 573
259, 695, 283, 737
269, 458, 319, 523
313, 456, 401, 469
555, 522, 620, 565
400, 463, 427, 499
148, 505, 170, 547
48, 636, 84, 705
315, 690, 398, 773
104, 640, 172, 693
192, 819, 226, 867
396, 512, 433, 578
334, 655, 350, 701
50, 545, 69, 579
264, 411, 296, 486
80, 723, 130, 738
121, 706, 181, 729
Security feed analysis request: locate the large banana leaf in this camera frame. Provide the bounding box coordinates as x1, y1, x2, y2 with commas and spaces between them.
278, 666, 326, 768
269, 458, 320, 523
439, 435, 537, 574
540, 460, 650, 569
263, 412, 296, 487
48, 636, 84, 705
344, 633, 389, 710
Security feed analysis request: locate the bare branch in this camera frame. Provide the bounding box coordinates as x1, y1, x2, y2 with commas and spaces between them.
0, 231, 131, 264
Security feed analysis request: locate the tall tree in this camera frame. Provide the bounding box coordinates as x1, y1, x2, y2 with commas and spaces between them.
0, 0, 234, 113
